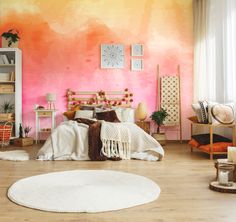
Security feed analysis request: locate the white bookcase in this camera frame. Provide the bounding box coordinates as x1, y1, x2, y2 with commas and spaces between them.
0, 48, 22, 137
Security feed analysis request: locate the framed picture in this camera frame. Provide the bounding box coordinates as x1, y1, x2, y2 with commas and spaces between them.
101, 44, 125, 69
131, 59, 143, 71
131, 44, 144, 56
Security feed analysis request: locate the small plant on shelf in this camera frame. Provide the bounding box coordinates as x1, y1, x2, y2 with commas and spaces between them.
1, 101, 14, 113
150, 108, 169, 133
24, 125, 32, 138
1, 29, 20, 47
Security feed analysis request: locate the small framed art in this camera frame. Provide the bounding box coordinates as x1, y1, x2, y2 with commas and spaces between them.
101, 44, 125, 69
131, 59, 143, 71
131, 44, 144, 56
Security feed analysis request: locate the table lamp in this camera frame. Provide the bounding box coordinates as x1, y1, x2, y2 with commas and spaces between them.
46, 93, 56, 110
136, 102, 147, 121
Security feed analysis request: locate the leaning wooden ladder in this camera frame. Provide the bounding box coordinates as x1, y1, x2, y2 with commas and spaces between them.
157, 65, 182, 143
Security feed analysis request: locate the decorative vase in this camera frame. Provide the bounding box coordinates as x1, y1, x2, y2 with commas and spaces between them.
136, 102, 147, 121
152, 133, 166, 146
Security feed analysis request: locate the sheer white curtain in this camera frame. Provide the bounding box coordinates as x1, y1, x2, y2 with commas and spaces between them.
193, 0, 236, 104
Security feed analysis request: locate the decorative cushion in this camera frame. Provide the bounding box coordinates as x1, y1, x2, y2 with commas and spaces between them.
198, 101, 208, 123
80, 105, 103, 111
187, 116, 199, 123
188, 139, 232, 152
71, 105, 81, 111
63, 111, 76, 120
191, 103, 203, 123
96, 110, 120, 122
211, 104, 234, 125
191, 134, 231, 145
114, 107, 135, 122
75, 118, 97, 125
74, 110, 94, 120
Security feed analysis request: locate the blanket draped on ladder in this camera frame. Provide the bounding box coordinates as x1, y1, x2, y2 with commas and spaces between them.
100, 121, 131, 159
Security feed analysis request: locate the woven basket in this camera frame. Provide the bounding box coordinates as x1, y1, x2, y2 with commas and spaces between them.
0, 122, 13, 147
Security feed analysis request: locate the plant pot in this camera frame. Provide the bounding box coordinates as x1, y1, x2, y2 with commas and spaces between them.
0, 113, 14, 121
1, 37, 18, 48
152, 133, 166, 146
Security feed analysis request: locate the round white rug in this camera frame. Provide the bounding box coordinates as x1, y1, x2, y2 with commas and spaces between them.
8, 170, 160, 213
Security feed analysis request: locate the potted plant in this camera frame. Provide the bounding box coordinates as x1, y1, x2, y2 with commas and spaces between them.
150, 108, 168, 145
24, 125, 32, 138
0, 101, 14, 121
1, 29, 20, 48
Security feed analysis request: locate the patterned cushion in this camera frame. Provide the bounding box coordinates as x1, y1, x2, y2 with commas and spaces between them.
198, 101, 208, 123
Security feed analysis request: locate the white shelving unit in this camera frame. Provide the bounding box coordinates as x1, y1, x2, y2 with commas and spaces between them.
0, 48, 22, 138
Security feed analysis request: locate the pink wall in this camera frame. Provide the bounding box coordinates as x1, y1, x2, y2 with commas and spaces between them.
0, 0, 193, 139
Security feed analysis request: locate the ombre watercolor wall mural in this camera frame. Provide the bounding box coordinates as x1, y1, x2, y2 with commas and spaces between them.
0, 0, 193, 139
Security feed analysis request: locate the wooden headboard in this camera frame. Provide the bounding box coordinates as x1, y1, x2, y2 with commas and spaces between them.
66, 89, 133, 110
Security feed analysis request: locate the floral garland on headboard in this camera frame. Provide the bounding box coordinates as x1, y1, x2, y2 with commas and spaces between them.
67, 88, 133, 110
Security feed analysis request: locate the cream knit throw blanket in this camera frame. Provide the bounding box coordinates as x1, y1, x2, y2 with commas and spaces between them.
100, 121, 131, 159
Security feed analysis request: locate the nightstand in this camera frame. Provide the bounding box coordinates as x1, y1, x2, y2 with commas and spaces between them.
135, 121, 150, 134
35, 109, 57, 144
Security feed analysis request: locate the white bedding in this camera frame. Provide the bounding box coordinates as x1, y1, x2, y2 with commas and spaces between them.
37, 121, 164, 161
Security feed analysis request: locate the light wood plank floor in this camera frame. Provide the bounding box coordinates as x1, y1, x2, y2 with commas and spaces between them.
0, 142, 236, 222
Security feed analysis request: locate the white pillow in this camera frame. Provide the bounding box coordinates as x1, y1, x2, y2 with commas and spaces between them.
114, 107, 135, 122
74, 110, 94, 119
191, 103, 203, 123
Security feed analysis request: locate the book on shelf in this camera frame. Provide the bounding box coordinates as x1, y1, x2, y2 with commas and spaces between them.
0, 55, 10, 65
10, 72, 15, 81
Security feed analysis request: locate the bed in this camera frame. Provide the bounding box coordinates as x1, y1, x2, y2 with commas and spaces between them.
37, 89, 164, 161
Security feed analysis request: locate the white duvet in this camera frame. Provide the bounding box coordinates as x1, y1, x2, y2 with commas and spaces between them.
37, 121, 164, 161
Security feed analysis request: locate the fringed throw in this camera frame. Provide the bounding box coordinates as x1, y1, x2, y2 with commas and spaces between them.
100, 121, 131, 159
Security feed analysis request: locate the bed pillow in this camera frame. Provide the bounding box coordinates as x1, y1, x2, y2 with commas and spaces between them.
211, 104, 234, 125
75, 118, 97, 125
114, 107, 135, 122
191, 133, 231, 145
80, 104, 103, 110
96, 110, 120, 122
74, 110, 94, 120
63, 111, 76, 120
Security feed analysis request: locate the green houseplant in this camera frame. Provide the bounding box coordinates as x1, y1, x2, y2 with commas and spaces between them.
1, 29, 20, 47
1, 101, 14, 113
0, 101, 14, 121
150, 108, 168, 145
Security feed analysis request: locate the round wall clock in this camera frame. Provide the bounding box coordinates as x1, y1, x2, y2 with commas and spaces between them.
101, 44, 125, 69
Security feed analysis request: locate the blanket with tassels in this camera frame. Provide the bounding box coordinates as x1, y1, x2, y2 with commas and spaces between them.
100, 121, 131, 159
